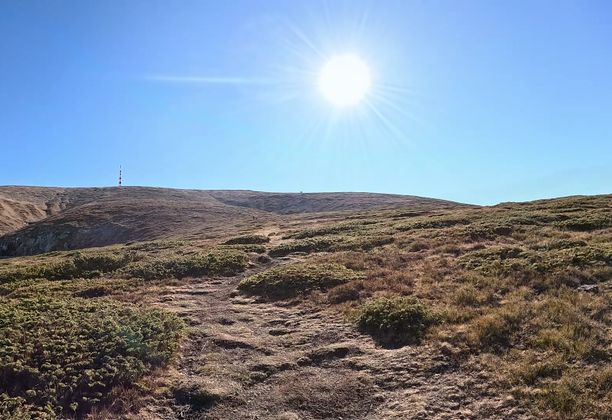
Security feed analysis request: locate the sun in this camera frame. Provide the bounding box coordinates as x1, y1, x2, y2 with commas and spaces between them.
318, 54, 371, 107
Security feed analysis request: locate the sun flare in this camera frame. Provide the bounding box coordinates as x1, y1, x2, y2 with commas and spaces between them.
318, 54, 371, 107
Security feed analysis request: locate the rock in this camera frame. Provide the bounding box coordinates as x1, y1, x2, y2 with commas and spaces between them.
577, 284, 599, 293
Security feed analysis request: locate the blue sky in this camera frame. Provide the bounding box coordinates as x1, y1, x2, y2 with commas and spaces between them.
1, 0, 610, 205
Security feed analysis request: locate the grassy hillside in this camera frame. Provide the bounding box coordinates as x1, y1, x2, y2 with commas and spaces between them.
0, 192, 609, 418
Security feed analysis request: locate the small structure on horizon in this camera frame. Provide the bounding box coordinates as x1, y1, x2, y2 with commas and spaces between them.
118, 166, 122, 187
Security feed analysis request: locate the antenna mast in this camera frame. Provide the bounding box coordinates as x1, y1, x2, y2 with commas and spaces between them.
118, 166, 122, 187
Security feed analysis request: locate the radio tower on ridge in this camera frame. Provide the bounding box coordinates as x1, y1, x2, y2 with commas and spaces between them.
118, 166, 122, 187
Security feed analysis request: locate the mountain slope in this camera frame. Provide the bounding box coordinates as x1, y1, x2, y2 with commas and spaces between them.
207, 190, 460, 214
0, 186, 467, 256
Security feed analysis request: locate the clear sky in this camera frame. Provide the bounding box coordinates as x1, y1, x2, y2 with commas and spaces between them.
1, 1, 610, 205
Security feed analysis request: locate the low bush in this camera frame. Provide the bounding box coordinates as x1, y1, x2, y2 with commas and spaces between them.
238, 263, 362, 299
459, 246, 526, 271
121, 250, 247, 280
269, 238, 338, 257
222, 234, 270, 245
218, 243, 267, 253
269, 235, 393, 257
341, 235, 394, 251
561, 245, 612, 267
459, 223, 514, 241
0, 296, 183, 418
556, 216, 611, 232
0, 252, 135, 283
355, 296, 437, 348
289, 222, 372, 239
398, 217, 471, 231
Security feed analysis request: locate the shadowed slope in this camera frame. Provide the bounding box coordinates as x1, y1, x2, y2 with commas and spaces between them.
208, 190, 463, 214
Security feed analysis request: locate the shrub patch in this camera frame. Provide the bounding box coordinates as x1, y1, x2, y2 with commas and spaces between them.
0, 296, 183, 418
356, 296, 437, 348
238, 263, 362, 299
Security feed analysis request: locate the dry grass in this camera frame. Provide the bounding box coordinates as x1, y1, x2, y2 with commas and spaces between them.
300, 194, 612, 418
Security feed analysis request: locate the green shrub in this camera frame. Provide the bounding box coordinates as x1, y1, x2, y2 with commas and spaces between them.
340, 235, 394, 251
355, 296, 437, 348
238, 263, 362, 299
72, 252, 135, 273
0, 296, 183, 418
218, 243, 267, 253
269, 235, 393, 257
398, 217, 471, 231
536, 239, 587, 251
222, 234, 270, 245
269, 238, 338, 257
0, 252, 135, 284
556, 217, 612, 232
460, 246, 526, 268
289, 222, 367, 239
121, 250, 247, 280
561, 245, 612, 267
0, 394, 39, 419
459, 223, 514, 241
406, 241, 430, 252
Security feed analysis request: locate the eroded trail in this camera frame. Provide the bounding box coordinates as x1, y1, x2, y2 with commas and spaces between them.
137, 262, 531, 420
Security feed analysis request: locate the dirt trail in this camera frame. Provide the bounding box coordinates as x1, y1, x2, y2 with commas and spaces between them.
136, 261, 532, 420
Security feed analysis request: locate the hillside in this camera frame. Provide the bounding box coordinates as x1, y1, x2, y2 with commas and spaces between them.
207, 190, 460, 214
0, 192, 609, 419
0, 186, 465, 256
